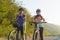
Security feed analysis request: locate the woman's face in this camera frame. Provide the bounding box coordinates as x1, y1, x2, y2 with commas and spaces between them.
36, 12, 40, 15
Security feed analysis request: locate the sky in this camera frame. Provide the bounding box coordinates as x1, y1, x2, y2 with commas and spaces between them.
14, 0, 60, 25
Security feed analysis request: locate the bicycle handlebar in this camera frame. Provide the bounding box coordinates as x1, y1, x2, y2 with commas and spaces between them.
41, 22, 47, 23
30, 21, 47, 24
29, 21, 47, 25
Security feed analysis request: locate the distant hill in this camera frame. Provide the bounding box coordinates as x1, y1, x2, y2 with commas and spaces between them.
43, 23, 60, 36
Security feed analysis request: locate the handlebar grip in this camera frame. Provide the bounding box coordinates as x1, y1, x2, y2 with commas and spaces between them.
42, 22, 47, 23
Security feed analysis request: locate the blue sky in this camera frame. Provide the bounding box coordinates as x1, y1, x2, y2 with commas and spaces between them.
14, 0, 60, 25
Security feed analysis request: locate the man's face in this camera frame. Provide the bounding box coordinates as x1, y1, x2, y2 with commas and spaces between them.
19, 11, 23, 14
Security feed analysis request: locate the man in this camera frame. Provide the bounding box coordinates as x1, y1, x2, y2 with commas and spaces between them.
16, 8, 25, 40
32, 9, 45, 40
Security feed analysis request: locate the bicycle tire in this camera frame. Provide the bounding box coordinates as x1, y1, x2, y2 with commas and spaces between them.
8, 30, 27, 40
24, 33, 27, 40
37, 30, 40, 40
33, 31, 37, 40
8, 30, 16, 40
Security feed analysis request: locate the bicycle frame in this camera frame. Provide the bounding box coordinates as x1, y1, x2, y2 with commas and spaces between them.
34, 23, 40, 40
33, 22, 47, 40
8, 21, 27, 40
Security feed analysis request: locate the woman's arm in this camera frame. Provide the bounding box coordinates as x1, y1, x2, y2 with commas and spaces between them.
41, 15, 45, 22
42, 17, 45, 22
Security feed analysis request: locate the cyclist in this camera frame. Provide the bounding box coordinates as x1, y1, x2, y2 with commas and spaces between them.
16, 8, 25, 40
32, 9, 45, 40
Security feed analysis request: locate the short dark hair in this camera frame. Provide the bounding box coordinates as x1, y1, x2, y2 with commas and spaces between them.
36, 9, 41, 12
19, 8, 24, 11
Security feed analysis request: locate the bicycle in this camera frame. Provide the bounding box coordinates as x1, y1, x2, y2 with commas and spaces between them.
8, 22, 27, 40
31, 22, 47, 40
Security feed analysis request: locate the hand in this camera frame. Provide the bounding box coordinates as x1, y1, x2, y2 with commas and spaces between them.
42, 22, 47, 23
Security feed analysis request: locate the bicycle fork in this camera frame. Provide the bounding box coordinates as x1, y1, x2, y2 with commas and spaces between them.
37, 24, 40, 40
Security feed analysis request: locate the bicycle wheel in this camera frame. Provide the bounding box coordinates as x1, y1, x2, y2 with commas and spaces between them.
33, 30, 40, 40
23, 33, 27, 40
37, 31, 40, 40
8, 30, 16, 40
33, 31, 37, 40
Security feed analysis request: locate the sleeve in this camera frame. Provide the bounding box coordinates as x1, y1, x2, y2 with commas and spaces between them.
40, 15, 45, 21
24, 14, 25, 17
23, 14, 25, 18
23, 14, 25, 22
39, 15, 43, 20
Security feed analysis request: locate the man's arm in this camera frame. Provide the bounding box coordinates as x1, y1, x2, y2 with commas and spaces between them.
23, 17, 25, 22
23, 14, 26, 22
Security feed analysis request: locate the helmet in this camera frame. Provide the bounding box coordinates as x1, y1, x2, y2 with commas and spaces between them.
36, 9, 41, 12
19, 8, 24, 11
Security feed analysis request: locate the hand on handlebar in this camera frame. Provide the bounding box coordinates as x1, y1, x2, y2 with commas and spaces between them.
42, 22, 47, 23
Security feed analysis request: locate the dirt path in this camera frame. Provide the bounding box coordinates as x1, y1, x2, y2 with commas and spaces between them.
0, 37, 6, 40
0, 36, 60, 40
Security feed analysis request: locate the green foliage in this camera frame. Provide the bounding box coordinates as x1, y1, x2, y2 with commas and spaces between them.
0, 25, 14, 37
0, 0, 33, 37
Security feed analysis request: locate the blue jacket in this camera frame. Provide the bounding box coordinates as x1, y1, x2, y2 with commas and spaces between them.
16, 14, 25, 27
